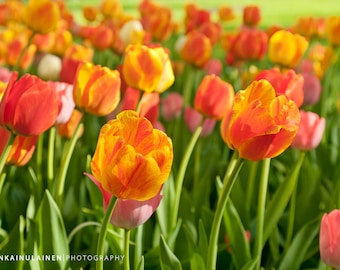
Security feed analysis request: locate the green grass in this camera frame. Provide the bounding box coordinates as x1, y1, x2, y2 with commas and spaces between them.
67, 0, 340, 28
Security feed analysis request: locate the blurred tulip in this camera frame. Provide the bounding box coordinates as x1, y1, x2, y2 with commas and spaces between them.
59, 57, 83, 84
301, 72, 322, 106
243, 5, 261, 27
194, 75, 234, 120
119, 20, 145, 47
177, 30, 212, 68
294, 16, 326, 39
89, 24, 113, 51
37, 54, 62, 81
291, 110, 325, 151
73, 61, 121, 116
268, 29, 308, 68
23, 0, 60, 34
32, 32, 55, 52
0, 67, 12, 83
90, 110, 173, 201
320, 209, 340, 269
48, 81, 75, 124
57, 109, 83, 139
197, 21, 222, 46
50, 29, 73, 56
100, 0, 122, 19
82, 6, 98, 22
6, 37, 36, 70
184, 3, 210, 33
6, 134, 38, 166
184, 106, 216, 137
122, 44, 174, 93
161, 92, 183, 121
228, 28, 268, 63
204, 58, 223, 76
139, 92, 160, 124
218, 6, 235, 22
325, 16, 340, 46
220, 79, 300, 161
255, 68, 304, 107
64, 43, 94, 62
0, 72, 58, 136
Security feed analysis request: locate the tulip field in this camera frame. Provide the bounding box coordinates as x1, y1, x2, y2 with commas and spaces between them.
1, 0, 340, 269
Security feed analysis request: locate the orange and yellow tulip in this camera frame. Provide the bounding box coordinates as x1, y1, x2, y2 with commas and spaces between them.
220, 79, 300, 161
325, 16, 340, 46
73, 61, 121, 116
23, 0, 60, 34
0, 72, 58, 136
194, 75, 234, 120
243, 5, 261, 27
90, 110, 173, 201
122, 44, 174, 93
268, 29, 308, 68
177, 30, 212, 68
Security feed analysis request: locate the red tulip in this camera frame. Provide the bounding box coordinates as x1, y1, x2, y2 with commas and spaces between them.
0, 72, 58, 136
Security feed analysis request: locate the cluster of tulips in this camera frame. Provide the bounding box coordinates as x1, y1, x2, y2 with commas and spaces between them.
0, 0, 340, 269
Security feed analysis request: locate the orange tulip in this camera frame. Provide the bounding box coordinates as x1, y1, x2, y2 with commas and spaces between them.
82, 6, 98, 22
220, 79, 300, 161
218, 6, 235, 22
90, 110, 173, 201
7, 134, 38, 166
243, 5, 261, 27
268, 29, 308, 68
0, 72, 58, 136
177, 30, 212, 68
255, 68, 304, 108
73, 61, 121, 116
57, 109, 84, 139
325, 16, 340, 46
122, 44, 175, 93
89, 24, 113, 51
6, 37, 36, 70
23, 0, 60, 34
194, 75, 234, 120
228, 28, 268, 63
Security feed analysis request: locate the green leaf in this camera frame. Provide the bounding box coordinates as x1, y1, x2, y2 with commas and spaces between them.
217, 178, 252, 270
278, 218, 320, 270
0, 216, 25, 270
197, 220, 209, 262
35, 190, 69, 270
190, 252, 205, 270
159, 235, 182, 270
263, 152, 305, 246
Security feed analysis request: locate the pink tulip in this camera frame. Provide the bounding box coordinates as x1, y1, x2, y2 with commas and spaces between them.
320, 209, 340, 269
48, 81, 75, 124
85, 173, 162, 230
184, 106, 216, 137
291, 110, 325, 151
302, 72, 322, 106
161, 92, 183, 121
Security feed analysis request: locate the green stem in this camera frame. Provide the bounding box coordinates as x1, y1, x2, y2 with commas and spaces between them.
68, 221, 101, 243
134, 226, 143, 270
206, 152, 244, 270
124, 229, 131, 270
285, 177, 297, 250
96, 196, 117, 270
254, 158, 271, 270
0, 133, 13, 176
170, 124, 202, 230
182, 65, 195, 106
54, 119, 84, 207
47, 126, 56, 189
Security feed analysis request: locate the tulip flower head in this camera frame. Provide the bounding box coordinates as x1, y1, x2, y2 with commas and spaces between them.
194, 74, 234, 120
320, 209, 340, 269
0, 72, 58, 136
73, 61, 121, 116
122, 44, 175, 93
90, 110, 173, 201
23, 0, 60, 34
220, 79, 300, 161
291, 110, 325, 151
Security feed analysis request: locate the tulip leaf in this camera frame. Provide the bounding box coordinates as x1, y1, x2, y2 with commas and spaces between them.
216, 177, 252, 270
35, 190, 69, 270
159, 235, 182, 270
0, 216, 25, 270
278, 218, 319, 270
263, 151, 305, 247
